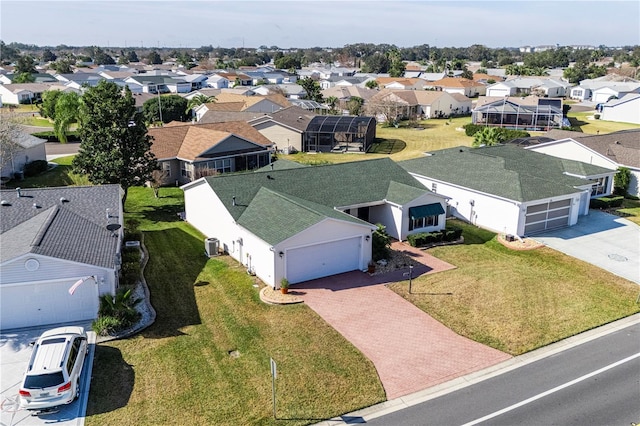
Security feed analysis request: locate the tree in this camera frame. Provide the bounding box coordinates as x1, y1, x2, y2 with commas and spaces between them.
52, 58, 73, 74
13, 72, 35, 83
326, 96, 339, 114
361, 52, 390, 74
42, 49, 57, 62
147, 51, 162, 65
73, 80, 157, 206
53, 91, 80, 143
39, 90, 62, 120
186, 94, 215, 117
346, 96, 364, 116
614, 167, 631, 195
150, 168, 170, 198
472, 127, 505, 147
365, 80, 379, 89
15, 55, 36, 74
274, 55, 300, 70
298, 77, 323, 103
143, 95, 188, 124
0, 111, 23, 178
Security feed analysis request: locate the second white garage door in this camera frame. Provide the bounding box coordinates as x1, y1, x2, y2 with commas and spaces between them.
524, 198, 572, 235
286, 237, 362, 284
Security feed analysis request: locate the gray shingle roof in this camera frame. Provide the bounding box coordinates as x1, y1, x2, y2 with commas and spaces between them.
0, 185, 122, 268
199, 158, 430, 244
399, 145, 613, 202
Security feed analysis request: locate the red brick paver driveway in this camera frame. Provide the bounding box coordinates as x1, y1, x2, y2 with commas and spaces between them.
296, 243, 512, 400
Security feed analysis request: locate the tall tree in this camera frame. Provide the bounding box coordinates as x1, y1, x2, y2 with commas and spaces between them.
186, 94, 215, 116
143, 94, 189, 124
39, 90, 63, 120
298, 77, 323, 103
346, 96, 364, 116
73, 81, 157, 206
53, 91, 80, 143
0, 111, 23, 178
15, 55, 36, 74
147, 51, 162, 65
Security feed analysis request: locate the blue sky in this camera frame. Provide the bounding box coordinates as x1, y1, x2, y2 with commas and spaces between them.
2, 1, 639, 49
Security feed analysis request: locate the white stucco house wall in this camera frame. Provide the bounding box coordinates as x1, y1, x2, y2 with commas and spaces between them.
400, 145, 615, 237
528, 129, 640, 197
182, 158, 447, 287
0, 131, 47, 179
0, 185, 122, 330
599, 94, 640, 124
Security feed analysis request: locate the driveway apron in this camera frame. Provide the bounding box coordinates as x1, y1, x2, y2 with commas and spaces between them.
534, 210, 640, 284
297, 244, 512, 399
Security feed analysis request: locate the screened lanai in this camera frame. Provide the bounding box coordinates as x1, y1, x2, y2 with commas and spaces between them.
303, 115, 376, 152
472, 98, 563, 131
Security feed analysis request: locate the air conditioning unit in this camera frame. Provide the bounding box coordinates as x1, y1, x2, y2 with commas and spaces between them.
205, 237, 219, 257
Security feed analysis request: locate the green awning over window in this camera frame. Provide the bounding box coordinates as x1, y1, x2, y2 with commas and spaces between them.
409, 203, 445, 219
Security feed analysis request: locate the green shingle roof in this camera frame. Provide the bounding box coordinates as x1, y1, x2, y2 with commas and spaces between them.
203, 158, 430, 244
400, 145, 612, 202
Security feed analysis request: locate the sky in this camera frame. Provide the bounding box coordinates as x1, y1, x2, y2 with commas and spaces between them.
1, 1, 639, 49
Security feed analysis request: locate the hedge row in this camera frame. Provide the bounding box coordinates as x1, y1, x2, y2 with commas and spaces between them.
407, 226, 463, 247
590, 196, 624, 209
463, 123, 531, 140
32, 131, 81, 142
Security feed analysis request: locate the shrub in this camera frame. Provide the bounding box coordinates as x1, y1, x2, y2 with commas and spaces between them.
98, 288, 141, 331
500, 129, 530, 141
120, 261, 140, 286
32, 130, 80, 142
92, 316, 122, 336
407, 226, 463, 247
614, 167, 631, 196
23, 160, 48, 177
463, 123, 484, 136
590, 196, 624, 209
372, 223, 391, 261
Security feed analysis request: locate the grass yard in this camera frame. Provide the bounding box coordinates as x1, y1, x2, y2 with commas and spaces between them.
567, 111, 640, 134
283, 117, 474, 165
388, 220, 640, 355
85, 187, 384, 426
619, 198, 640, 226
2, 156, 89, 188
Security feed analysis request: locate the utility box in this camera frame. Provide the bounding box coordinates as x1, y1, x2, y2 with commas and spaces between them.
205, 237, 219, 257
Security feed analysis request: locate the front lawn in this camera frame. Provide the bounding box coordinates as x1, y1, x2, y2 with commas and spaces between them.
2, 156, 88, 188
388, 220, 640, 355
567, 111, 640, 134
85, 187, 384, 426
618, 198, 640, 225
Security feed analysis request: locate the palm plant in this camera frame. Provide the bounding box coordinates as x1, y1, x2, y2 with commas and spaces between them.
186, 94, 215, 117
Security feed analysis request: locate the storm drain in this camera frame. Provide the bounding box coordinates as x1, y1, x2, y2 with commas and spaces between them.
608, 253, 628, 262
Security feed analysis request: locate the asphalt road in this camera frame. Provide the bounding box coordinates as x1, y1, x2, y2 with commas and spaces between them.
366, 323, 640, 426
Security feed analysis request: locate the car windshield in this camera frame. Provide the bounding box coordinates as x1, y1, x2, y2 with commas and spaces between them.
24, 372, 65, 389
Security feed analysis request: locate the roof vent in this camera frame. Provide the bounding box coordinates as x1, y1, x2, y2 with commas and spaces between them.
32, 203, 40, 209
60, 197, 69, 204
267, 174, 274, 180
1, 200, 10, 206
232, 196, 236, 206
16, 187, 21, 198
615, 141, 621, 144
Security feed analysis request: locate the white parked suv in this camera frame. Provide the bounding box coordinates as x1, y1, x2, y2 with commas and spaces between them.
19, 326, 88, 411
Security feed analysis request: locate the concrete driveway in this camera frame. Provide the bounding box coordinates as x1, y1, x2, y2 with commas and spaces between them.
0, 323, 95, 426
533, 210, 639, 284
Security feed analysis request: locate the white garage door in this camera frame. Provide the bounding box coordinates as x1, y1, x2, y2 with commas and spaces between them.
524, 199, 572, 235
286, 237, 362, 284
0, 279, 99, 330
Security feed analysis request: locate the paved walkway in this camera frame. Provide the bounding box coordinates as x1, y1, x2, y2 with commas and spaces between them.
296, 243, 512, 399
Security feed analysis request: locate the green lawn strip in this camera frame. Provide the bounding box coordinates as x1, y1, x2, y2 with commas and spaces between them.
86, 187, 384, 426
2, 155, 88, 188
618, 198, 640, 225
388, 221, 640, 355
567, 111, 640, 134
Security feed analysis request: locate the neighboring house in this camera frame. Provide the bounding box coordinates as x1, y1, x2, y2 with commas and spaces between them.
250, 107, 376, 153
569, 75, 640, 101
206, 74, 230, 89
319, 76, 374, 89
252, 83, 307, 99
376, 77, 425, 90
591, 85, 640, 104
124, 75, 192, 94
472, 96, 563, 131
0, 185, 122, 330
148, 121, 273, 184
321, 86, 378, 113
183, 88, 222, 101
249, 106, 316, 153
486, 77, 570, 98
598, 93, 640, 124
182, 158, 447, 286
0, 131, 47, 179
54, 72, 106, 86
529, 129, 640, 197
367, 89, 470, 120
400, 145, 615, 237
0, 83, 53, 104
193, 93, 290, 121
427, 77, 486, 97
217, 72, 253, 86
0, 73, 58, 84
